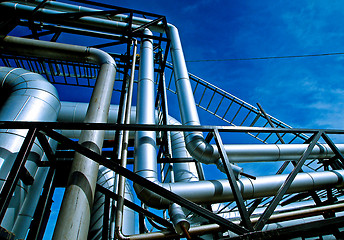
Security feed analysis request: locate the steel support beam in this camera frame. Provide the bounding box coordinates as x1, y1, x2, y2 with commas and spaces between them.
213, 129, 254, 231
254, 131, 323, 230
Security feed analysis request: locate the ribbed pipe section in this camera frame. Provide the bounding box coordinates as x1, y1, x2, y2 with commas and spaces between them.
0, 67, 60, 231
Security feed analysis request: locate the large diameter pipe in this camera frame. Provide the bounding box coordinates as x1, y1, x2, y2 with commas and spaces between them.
52, 48, 116, 238
0, 35, 116, 239
0, 67, 60, 231
142, 170, 344, 208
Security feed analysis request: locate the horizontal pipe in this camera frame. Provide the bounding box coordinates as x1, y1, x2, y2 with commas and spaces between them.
58, 102, 344, 163
57, 104, 344, 208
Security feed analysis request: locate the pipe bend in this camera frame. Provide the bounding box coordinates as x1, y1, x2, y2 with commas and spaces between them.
133, 182, 172, 209
87, 47, 117, 67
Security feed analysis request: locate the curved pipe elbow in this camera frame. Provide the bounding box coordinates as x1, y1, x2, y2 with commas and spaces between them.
0, 67, 61, 121
185, 132, 218, 164
185, 133, 242, 177
87, 47, 117, 67
133, 182, 171, 209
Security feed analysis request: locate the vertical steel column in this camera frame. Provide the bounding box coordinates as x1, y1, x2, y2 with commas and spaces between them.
254, 131, 323, 230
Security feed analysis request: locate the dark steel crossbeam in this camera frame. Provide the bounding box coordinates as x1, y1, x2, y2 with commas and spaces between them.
213, 129, 254, 231
254, 131, 323, 230
2, 121, 344, 134
132, 16, 165, 33
96, 184, 174, 230
37, 132, 57, 164
69, 0, 165, 18
90, 40, 126, 49
0, 128, 38, 223
41, 128, 249, 235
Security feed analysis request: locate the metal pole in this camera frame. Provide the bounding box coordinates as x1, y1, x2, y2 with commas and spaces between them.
115, 39, 137, 238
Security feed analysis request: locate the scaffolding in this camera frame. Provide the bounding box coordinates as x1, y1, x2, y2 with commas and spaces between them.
0, 1, 344, 239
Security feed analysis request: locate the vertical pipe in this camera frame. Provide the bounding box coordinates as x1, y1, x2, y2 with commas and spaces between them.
53, 54, 116, 239
167, 25, 242, 177
134, 29, 158, 184
114, 39, 138, 238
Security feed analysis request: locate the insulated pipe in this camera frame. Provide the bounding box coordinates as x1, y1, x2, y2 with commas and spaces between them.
136, 169, 344, 209
0, 35, 117, 239
128, 206, 344, 240
0, 2, 132, 34
0, 67, 60, 231
134, 28, 159, 192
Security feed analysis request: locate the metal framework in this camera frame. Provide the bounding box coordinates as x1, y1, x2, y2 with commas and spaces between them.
0, 1, 343, 239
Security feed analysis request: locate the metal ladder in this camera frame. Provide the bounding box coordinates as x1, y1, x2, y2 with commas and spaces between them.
165, 62, 309, 145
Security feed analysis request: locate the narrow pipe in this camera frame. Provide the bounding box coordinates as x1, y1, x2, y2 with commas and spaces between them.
0, 35, 117, 239
128, 205, 344, 240
115, 39, 138, 238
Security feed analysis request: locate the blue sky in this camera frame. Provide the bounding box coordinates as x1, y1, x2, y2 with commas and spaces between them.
114, 0, 344, 131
